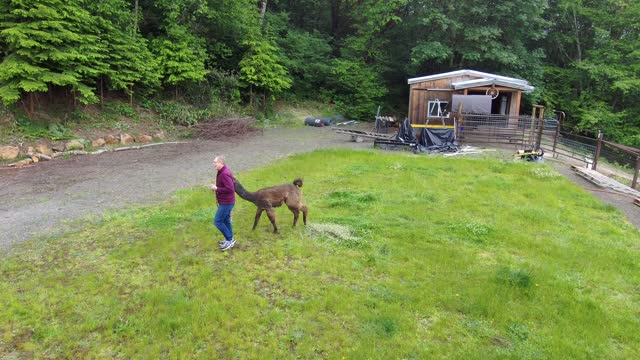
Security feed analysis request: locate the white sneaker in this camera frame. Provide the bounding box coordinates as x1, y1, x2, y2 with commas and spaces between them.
221, 239, 236, 251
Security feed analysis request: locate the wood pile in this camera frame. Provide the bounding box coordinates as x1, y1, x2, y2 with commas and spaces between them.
571, 166, 640, 206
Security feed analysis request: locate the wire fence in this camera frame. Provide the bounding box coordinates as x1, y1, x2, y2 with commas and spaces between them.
453, 112, 640, 189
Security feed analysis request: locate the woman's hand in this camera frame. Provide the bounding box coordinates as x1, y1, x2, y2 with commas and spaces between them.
209, 184, 217, 191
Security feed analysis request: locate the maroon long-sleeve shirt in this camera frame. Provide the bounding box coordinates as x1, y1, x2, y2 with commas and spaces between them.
215, 165, 236, 205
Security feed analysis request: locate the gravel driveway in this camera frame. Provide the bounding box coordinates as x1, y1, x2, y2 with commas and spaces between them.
1, 126, 637, 252
0, 126, 369, 251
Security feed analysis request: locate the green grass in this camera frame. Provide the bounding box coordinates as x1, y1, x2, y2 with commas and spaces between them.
1, 149, 639, 358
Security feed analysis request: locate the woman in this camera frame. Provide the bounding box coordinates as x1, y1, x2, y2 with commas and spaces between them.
210, 155, 236, 251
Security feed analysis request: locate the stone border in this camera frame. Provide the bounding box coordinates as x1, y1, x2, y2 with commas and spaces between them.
3, 141, 187, 168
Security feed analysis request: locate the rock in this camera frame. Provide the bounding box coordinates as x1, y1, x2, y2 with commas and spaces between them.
27, 146, 35, 155
137, 134, 153, 144
92, 138, 106, 147
120, 133, 134, 145
105, 134, 119, 144
51, 142, 65, 152
154, 130, 166, 140
65, 140, 85, 151
0, 146, 20, 160
36, 144, 53, 156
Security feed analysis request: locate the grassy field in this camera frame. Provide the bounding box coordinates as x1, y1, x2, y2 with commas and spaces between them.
1, 149, 639, 359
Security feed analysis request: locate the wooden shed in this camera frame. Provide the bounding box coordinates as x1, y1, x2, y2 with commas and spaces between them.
407, 70, 534, 126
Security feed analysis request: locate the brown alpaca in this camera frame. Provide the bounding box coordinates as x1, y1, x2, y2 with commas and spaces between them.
233, 178, 308, 233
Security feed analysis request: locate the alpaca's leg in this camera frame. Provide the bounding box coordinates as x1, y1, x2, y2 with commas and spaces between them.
290, 207, 299, 227
266, 208, 278, 233
253, 209, 263, 230
301, 205, 308, 225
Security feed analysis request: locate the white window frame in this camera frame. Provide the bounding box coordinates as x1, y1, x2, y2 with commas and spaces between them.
427, 100, 449, 118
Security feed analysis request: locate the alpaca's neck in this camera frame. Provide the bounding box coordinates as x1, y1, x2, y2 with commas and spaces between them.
234, 181, 258, 203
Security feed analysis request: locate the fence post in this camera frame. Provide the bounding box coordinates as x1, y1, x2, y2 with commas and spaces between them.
536, 107, 545, 149
529, 107, 536, 148
632, 156, 640, 190
551, 111, 563, 157
592, 131, 603, 171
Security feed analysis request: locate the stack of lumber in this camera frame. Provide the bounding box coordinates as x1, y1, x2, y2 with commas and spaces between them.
571, 165, 640, 206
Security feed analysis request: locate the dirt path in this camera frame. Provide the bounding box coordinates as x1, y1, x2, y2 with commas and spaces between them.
1, 127, 637, 252
0, 126, 370, 251
546, 160, 640, 228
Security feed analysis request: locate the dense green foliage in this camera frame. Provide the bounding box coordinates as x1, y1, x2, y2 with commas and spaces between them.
0, 0, 638, 144
1, 150, 639, 357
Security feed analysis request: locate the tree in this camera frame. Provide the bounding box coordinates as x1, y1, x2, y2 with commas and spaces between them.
328, 58, 387, 120
0, 0, 106, 112
151, 25, 208, 98
542, 0, 640, 145
407, 0, 547, 80
87, 0, 161, 104
238, 36, 292, 107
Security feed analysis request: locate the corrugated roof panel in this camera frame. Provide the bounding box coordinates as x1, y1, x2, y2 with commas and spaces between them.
407, 69, 531, 89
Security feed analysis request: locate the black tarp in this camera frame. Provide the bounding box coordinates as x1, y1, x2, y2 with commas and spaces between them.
395, 118, 417, 143
415, 127, 458, 153
304, 114, 346, 127
304, 117, 330, 126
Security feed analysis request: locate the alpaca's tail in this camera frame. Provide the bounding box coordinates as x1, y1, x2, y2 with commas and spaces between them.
293, 178, 303, 188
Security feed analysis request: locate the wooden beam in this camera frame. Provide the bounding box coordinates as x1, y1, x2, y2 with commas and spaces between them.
460, 86, 516, 92
514, 90, 522, 115
412, 88, 455, 92
411, 124, 455, 129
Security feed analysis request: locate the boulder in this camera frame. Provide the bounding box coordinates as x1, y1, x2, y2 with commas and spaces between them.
0, 146, 19, 160
92, 138, 106, 147
51, 142, 65, 152
120, 133, 134, 145
105, 134, 119, 144
36, 144, 53, 156
154, 130, 166, 140
137, 134, 153, 144
65, 140, 85, 151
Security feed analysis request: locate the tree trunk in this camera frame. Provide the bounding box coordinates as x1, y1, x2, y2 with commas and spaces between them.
571, 9, 583, 95
29, 92, 34, 116
133, 0, 139, 35
331, 0, 341, 38
259, 1, 268, 27
572, 9, 582, 63
100, 76, 104, 110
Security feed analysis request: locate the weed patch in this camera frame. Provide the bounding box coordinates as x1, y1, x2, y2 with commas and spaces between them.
447, 220, 494, 244
306, 223, 368, 248
495, 266, 533, 288
325, 190, 378, 209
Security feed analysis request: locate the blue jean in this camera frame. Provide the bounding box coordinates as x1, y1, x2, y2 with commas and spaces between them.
214, 203, 234, 241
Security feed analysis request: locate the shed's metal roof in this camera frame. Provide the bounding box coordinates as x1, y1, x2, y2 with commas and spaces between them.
408, 69, 534, 93
452, 78, 534, 92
